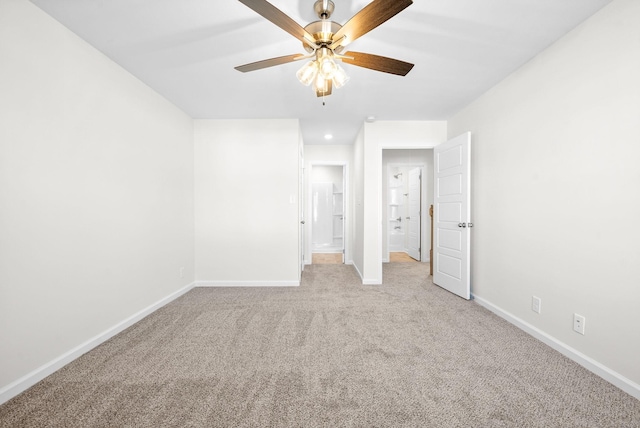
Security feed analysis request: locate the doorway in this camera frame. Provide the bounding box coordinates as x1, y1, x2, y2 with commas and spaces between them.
382, 150, 433, 265
309, 164, 346, 264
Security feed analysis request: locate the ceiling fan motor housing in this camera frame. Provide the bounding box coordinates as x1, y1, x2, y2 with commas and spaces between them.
303, 20, 343, 52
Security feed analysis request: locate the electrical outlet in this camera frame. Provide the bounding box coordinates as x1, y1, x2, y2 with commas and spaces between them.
180, 267, 185, 278
532, 296, 541, 314
573, 313, 585, 335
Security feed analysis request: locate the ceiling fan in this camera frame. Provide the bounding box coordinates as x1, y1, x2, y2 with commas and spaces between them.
235, 0, 414, 98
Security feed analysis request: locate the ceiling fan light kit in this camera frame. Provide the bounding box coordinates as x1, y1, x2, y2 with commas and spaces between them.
235, 0, 414, 99
296, 46, 350, 96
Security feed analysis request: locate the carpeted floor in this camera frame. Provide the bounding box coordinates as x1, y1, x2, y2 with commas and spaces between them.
1, 263, 638, 427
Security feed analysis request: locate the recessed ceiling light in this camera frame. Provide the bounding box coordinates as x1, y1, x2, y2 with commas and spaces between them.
324, 134, 333, 140
365, 115, 376, 123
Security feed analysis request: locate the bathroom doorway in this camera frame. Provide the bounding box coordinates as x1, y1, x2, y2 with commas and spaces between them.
309, 163, 347, 264
382, 149, 433, 264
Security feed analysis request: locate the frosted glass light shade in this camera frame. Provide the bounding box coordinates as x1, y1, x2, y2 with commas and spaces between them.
319, 57, 337, 78
332, 64, 349, 88
313, 73, 329, 93
296, 61, 318, 86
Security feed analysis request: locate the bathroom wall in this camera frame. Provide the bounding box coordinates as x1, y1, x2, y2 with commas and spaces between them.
387, 167, 407, 253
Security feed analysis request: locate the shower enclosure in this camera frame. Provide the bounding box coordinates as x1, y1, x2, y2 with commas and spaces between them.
386, 164, 423, 261
388, 171, 405, 252
311, 165, 344, 255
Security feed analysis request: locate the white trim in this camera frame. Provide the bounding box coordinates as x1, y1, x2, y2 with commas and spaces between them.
310, 249, 343, 254
473, 294, 640, 400
352, 261, 365, 282
0, 282, 196, 406
196, 280, 299, 287
352, 258, 381, 284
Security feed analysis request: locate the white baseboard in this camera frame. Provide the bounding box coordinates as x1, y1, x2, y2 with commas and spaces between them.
305, 260, 353, 266
196, 280, 299, 287
473, 294, 640, 400
352, 262, 364, 282
0, 282, 196, 406
351, 262, 381, 285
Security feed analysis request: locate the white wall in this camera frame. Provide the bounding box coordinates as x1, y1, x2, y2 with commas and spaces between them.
448, 0, 640, 395
304, 144, 353, 264
194, 119, 300, 285
362, 121, 447, 283
0, 0, 195, 401
311, 165, 343, 185
352, 127, 365, 277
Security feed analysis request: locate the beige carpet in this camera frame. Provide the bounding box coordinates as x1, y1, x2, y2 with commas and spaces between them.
1, 263, 638, 427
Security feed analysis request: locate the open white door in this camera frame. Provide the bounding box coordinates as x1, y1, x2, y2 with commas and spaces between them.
433, 132, 471, 299
407, 167, 421, 260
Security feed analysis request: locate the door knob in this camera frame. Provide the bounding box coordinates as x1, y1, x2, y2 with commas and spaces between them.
300, 221, 305, 224
458, 223, 467, 228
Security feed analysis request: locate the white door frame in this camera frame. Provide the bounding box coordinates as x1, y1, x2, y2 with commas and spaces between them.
376, 144, 438, 282
298, 137, 304, 280
407, 166, 422, 261
384, 162, 427, 262
307, 161, 349, 264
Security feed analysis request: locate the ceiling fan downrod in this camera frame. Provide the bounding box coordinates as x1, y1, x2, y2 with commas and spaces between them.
315, 0, 334, 19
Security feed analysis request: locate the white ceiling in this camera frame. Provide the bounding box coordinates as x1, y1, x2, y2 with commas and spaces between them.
30, 0, 611, 145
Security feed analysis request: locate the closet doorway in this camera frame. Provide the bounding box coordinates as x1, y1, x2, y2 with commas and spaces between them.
309, 163, 346, 264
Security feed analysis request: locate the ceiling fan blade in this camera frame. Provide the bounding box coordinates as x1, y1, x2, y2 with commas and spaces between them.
235, 54, 301, 72
333, 0, 412, 46
238, 0, 317, 46
341, 51, 414, 76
